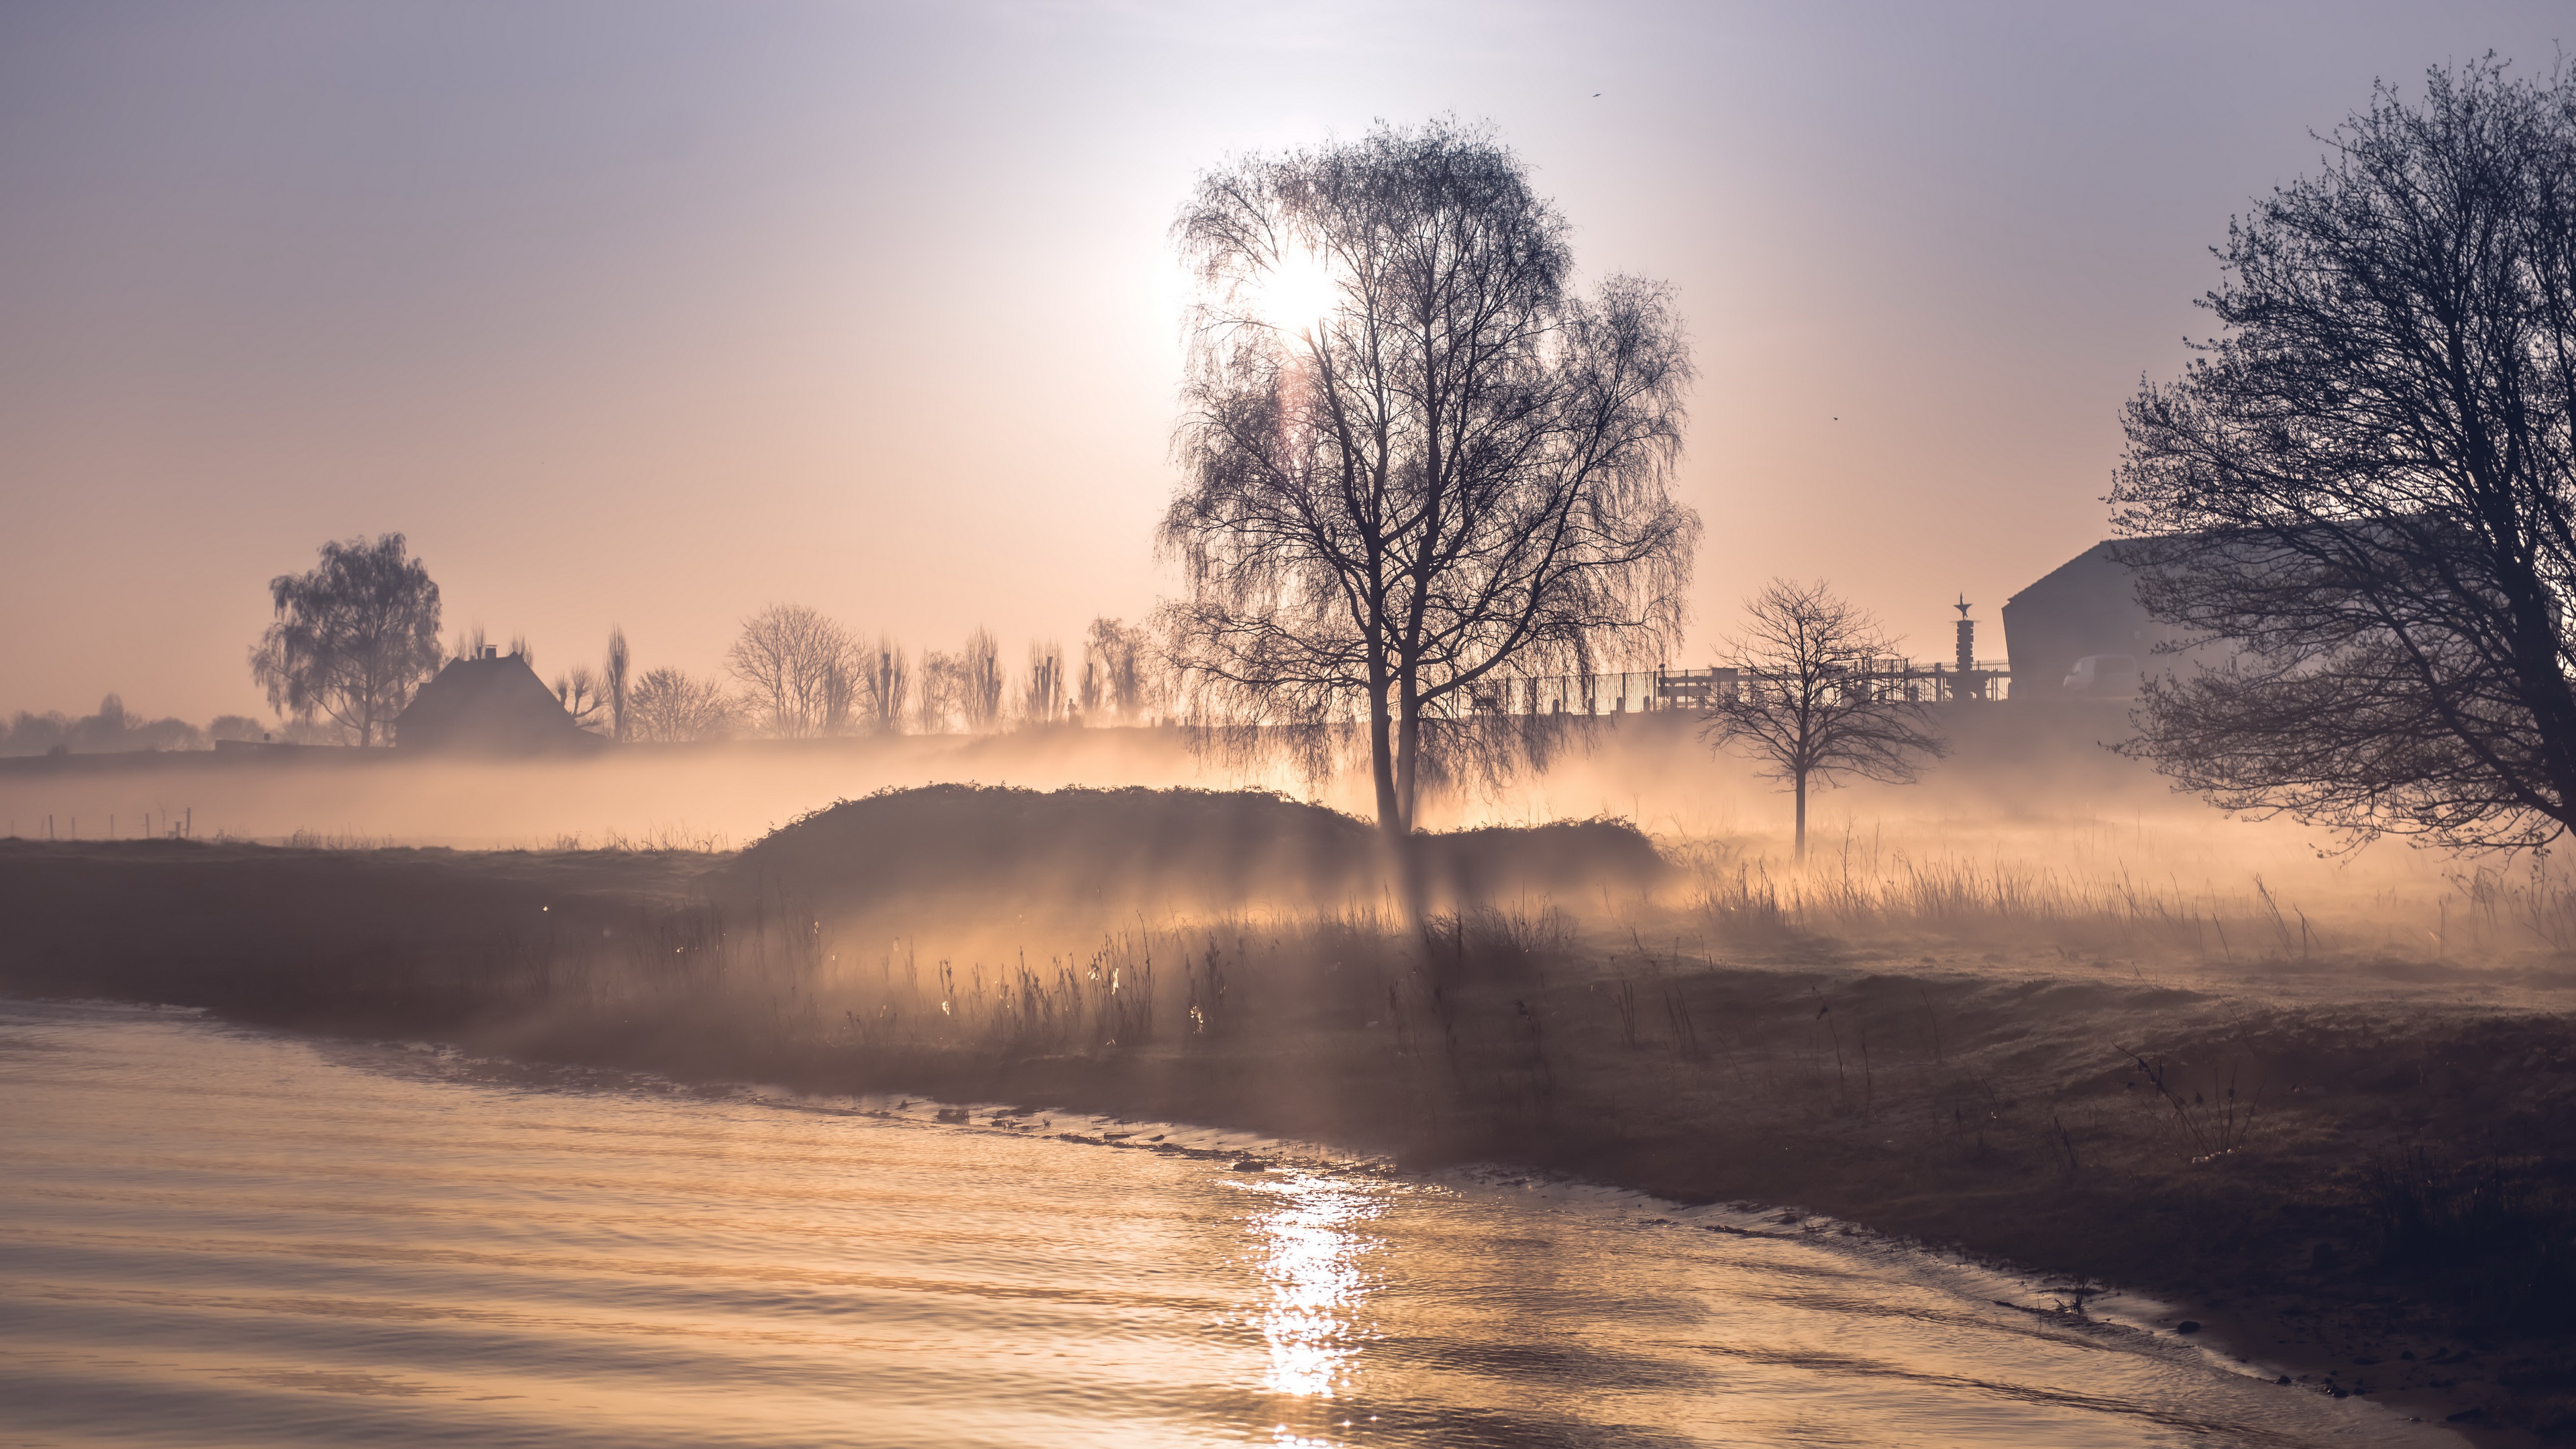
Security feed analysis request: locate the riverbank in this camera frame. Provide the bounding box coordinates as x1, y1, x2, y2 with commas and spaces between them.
453, 950, 2574, 1445
3, 826, 2571, 1441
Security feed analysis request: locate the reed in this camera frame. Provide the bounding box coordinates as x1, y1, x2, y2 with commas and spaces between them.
1670, 824, 2576, 966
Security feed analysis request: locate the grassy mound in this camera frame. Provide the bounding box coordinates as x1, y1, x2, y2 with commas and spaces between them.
729, 786, 1379, 917
1421, 819, 1672, 906
724, 785, 1668, 918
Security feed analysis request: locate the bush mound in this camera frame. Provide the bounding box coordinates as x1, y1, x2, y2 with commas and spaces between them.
725, 785, 1666, 917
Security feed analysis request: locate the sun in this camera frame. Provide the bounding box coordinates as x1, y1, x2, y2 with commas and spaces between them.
1244, 246, 1340, 341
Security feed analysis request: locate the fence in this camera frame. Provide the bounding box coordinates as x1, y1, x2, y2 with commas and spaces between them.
1460, 660, 2015, 717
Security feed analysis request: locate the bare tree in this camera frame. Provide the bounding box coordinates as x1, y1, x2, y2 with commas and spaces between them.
820, 657, 858, 737
1084, 616, 1156, 724
1702, 580, 1947, 861
914, 649, 960, 733
859, 635, 909, 734
627, 667, 735, 743
2112, 60, 2576, 853
727, 604, 853, 739
958, 627, 1003, 732
554, 667, 608, 733
605, 627, 631, 742
250, 533, 443, 746
1025, 641, 1067, 724
1161, 118, 1698, 843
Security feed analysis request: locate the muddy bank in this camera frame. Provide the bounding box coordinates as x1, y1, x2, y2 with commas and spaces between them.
3, 832, 2571, 1442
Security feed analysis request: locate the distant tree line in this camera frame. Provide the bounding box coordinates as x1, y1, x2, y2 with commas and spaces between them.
627, 606, 1169, 744
0, 696, 264, 757
6, 531, 1181, 752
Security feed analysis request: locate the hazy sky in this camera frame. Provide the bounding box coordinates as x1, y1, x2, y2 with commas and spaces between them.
3, 0, 2568, 722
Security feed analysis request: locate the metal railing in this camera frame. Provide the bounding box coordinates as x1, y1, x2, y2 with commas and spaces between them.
1458, 661, 2015, 716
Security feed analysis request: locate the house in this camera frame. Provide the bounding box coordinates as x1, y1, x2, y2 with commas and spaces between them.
2000, 539, 2231, 698
2000, 541, 2155, 692
394, 648, 605, 754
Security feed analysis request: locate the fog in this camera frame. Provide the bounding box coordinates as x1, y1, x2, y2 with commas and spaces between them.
9, 711, 2564, 991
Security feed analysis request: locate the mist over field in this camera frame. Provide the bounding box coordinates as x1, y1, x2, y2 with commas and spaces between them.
11, 710, 2561, 984
11, 5, 2576, 1446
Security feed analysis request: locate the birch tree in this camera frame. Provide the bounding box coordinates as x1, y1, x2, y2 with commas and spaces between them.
1161, 118, 1698, 842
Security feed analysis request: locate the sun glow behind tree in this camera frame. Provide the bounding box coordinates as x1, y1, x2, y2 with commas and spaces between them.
1240, 246, 1342, 345
1161, 119, 1699, 847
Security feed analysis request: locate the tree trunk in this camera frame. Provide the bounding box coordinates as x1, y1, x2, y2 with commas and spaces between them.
1794, 771, 1808, 864
1393, 682, 1421, 837
1368, 688, 1402, 839
1387, 673, 1427, 921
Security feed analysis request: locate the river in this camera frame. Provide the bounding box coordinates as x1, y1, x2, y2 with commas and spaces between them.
0, 1000, 2458, 1448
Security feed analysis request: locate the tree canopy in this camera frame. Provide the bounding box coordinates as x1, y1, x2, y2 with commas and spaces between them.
2112, 59, 2576, 851
250, 533, 442, 746
1161, 118, 1698, 839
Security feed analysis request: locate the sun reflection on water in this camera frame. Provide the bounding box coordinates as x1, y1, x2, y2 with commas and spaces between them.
1244, 1171, 1382, 1409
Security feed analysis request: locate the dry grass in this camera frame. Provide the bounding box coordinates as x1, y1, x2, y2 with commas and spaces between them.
1663, 818, 2576, 977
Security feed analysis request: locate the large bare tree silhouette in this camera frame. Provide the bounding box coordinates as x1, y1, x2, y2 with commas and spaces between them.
1161, 118, 1698, 844
2114, 60, 2576, 851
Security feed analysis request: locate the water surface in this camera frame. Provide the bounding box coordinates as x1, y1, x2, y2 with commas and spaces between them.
0, 1001, 2457, 1447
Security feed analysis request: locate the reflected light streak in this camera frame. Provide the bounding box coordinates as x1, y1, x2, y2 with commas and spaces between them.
1247, 1173, 1381, 1403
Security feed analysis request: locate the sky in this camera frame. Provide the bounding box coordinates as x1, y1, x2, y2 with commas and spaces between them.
2, 0, 2569, 723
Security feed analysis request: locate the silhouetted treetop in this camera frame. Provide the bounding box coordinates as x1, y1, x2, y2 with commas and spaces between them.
2112, 58, 2576, 851
1161, 117, 1699, 841
250, 533, 442, 747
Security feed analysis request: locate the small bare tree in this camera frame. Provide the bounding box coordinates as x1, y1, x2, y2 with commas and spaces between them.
1702, 579, 1948, 861
914, 650, 960, 733
627, 667, 735, 743
554, 667, 608, 733
605, 627, 631, 743
820, 657, 857, 736
959, 627, 1003, 732
1084, 616, 1155, 724
1025, 641, 1067, 724
859, 635, 909, 734
728, 604, 853, 739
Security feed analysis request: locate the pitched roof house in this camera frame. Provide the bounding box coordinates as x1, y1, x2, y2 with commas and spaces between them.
2002, 538, 2245, 696
1999, 541, 2161, 690
394, 649, 606, 754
